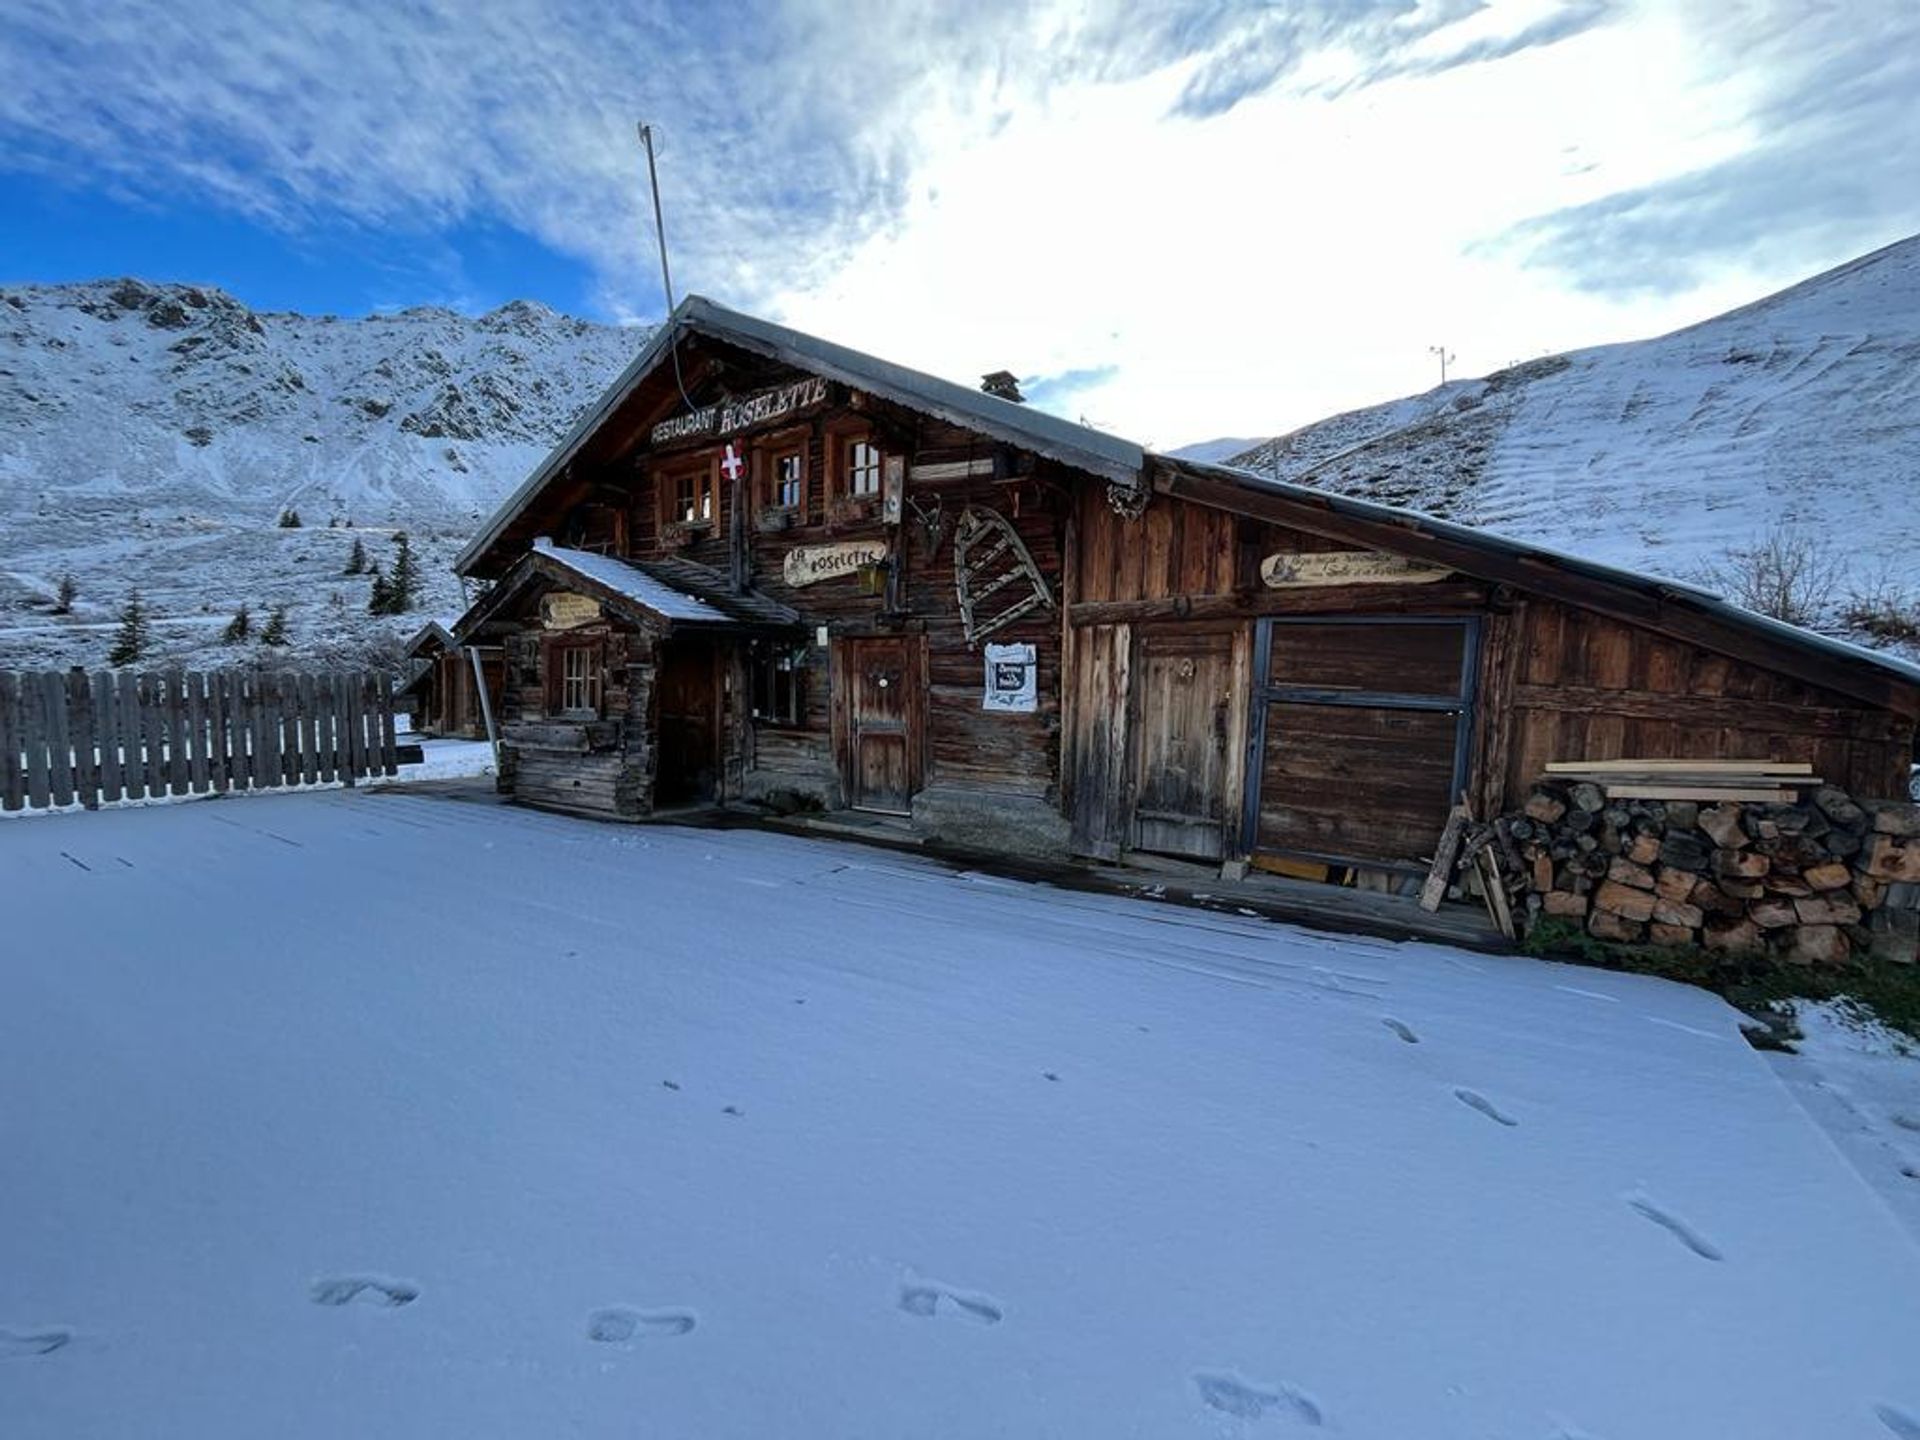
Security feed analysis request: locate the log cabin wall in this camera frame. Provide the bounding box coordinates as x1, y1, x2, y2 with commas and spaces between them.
1499, 599, 1914, 804
1065, 486, 1917, 874
575, 387, 1070, 846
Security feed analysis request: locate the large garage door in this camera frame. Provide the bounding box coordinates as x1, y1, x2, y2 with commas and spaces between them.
1244, 617, 1478, 870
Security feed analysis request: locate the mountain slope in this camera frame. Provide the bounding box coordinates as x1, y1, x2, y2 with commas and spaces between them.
1224, 235, 1920, 642
0, 279, 646, 670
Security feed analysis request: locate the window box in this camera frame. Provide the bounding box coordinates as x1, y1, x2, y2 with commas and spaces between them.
827, 493, 880, 528
663, 519, 712, 548
754, 505, 795, 534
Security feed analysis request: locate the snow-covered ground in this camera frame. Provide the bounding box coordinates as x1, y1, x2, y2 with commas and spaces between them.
4, 791, 1920, 1438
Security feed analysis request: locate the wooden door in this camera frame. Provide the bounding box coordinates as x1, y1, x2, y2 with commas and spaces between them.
656, 638, 718, 805
1247, 617, 1478, 869
838, 635, 921, 815
1130, 629, 1236, 859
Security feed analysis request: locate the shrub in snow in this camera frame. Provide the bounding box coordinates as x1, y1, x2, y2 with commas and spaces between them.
107, 591, 149, 666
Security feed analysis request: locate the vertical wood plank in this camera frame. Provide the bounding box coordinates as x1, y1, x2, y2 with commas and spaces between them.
227, 673, 251, 790
138, 673, 164, 798
313, 673, 336, 784
164, 670, 188, 795
206, 672, 230, 794
0, 672, 24, 811
341, 672, 363, 784
67, 668, 98, 809
118, 671, 143, 799
296, 674, 317, 786
262, 672, 285, 789
23, 673, 52, 809
93, 670, 121, 804
277, 673, 301, 785
377, 671, 398, 776
186, 672, 210, 793
45, 671, 75, 807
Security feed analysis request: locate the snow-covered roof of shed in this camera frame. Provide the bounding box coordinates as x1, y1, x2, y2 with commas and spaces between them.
532, 541, 729, 624
456, 294, 1144, 575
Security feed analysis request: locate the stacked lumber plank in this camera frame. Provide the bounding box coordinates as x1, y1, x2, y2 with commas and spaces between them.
1543, 759, 1818, 804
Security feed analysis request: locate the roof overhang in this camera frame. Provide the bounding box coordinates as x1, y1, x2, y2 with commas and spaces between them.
455, 295, 1146, 578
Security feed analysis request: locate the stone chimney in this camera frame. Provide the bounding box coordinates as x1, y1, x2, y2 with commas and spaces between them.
980, 370, 1024, 403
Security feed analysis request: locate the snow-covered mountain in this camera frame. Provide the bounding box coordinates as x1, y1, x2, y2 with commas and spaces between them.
0, 278, 646, 670
1219, 235, 1920, 646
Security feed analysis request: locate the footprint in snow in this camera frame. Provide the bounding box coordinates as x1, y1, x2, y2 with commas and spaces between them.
1381, 1017, 1420, 1044
1192, 1371, 1323, 1426
1625, 1194, 1723, 1262
1453, 1088, 1518, 1127
0, 1328, 72, 1359
898, 1281, 1003, 1325
310, 1275, 419, 1308
587, 1306, 696, 1344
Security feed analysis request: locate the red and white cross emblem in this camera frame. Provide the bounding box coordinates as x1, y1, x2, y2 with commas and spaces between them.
720, 442, 745, 483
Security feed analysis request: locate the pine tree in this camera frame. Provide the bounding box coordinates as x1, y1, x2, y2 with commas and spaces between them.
222, 603, 252, 644
260, 605, 290, 647
107, 592, 149, 667
388, 531, 419, 613
53, 573, 76, 615
343, 537, 367, 575
368, 570, 394, 615
277, 508, 303, 528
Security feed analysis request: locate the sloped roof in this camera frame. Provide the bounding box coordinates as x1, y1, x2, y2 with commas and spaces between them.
454, 294, 1144, 575
453, 542, 800, 641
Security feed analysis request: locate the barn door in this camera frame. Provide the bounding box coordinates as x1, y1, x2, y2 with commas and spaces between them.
1130, 629, 1236, 859
838, 635, 922, 815
1245, 617, 1478, 870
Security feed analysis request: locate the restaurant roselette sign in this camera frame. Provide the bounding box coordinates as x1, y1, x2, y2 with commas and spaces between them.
650, 376, 830, 446
782, 540, 889, 589
1259, 550, 1451, 588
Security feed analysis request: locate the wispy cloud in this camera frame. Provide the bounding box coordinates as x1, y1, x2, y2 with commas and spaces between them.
1, 0, 1914, 442
1488, 1, 1920, 295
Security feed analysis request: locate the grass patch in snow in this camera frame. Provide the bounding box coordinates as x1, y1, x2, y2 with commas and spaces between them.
1523, 917, 1920, 1042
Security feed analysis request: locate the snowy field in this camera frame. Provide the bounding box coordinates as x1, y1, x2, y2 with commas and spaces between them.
4, 791, 1920, 1438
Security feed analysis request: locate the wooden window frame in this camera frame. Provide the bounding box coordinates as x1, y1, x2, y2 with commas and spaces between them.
545, 636, 606, 720
824, 418, 885, 503
752, 426, 811, 521
750, 643, 807, 729
657, 454, 720, 533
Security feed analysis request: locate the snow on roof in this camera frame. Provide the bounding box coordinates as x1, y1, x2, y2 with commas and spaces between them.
532, 540, 728, 624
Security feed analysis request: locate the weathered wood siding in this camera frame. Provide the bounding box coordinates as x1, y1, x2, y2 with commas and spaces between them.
1498, 599, 1913, 804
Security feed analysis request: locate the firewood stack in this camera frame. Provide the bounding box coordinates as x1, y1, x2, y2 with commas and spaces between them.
1509, 767, 1920, 965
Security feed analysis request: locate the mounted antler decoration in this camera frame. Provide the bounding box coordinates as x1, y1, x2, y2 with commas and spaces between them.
906, 493, 947, 554
1105, 479, 1149, 521
953, 505, 1054, 645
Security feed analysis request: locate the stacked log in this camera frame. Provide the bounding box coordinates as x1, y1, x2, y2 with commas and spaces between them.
1512, 782, 1920, 965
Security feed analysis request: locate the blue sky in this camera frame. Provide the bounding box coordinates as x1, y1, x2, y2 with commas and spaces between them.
4, 0, 1917, 444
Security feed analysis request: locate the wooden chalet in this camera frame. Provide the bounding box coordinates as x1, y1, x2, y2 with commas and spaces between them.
399, 622, 501, 740
450, 296, 1920, 882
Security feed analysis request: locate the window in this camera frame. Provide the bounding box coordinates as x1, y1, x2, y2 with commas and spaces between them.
668, 463, 715, 525
774, 451, 804, 510
751, 646, 805, 727
554, 644, 602, 717
846, 439, 882, 497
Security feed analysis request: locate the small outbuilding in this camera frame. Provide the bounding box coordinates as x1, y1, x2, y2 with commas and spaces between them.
449, 296, 1920, 886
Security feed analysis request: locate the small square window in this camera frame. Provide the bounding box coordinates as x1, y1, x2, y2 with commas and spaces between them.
847, 440, 882, 497
752, 647, 805, 727
670, 465, 714, 525
775, 451, 803, 510
556, 645, 602, 717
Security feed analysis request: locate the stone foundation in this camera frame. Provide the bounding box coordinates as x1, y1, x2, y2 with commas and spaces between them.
910, 785, 1072, 860
1514, 783, 1920, 965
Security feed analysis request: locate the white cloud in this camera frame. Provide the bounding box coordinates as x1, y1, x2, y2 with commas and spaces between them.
3, 0, 1916, 446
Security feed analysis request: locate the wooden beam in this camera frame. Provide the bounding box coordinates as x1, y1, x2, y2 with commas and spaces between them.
1155, 464, 1920, 718
1068, 580, 1490, 628
1511, 683, 1906, 741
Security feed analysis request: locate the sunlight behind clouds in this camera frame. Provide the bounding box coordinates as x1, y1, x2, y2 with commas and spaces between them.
1, 0, 1914, 445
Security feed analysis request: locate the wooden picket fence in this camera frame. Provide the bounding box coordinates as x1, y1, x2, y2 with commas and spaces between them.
0, 668, 397, 813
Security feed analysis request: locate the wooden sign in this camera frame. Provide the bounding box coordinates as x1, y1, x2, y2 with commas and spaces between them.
782, 540, 889, 589
650, 376, 830, 446
1259, 551, 1451, 588
541, 593, 602, 629
882, 455, 906, 526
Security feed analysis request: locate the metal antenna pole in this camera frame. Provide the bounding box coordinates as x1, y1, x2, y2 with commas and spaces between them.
1428, 344, 1455, 385
638, 121, 699, 412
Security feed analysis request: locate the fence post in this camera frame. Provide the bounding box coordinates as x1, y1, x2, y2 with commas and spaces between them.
377, 670, 398, 776
67, 668, 98, 809
43, 672, 74, 807
0, 672, 22, 812
94, 670, 121, 804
